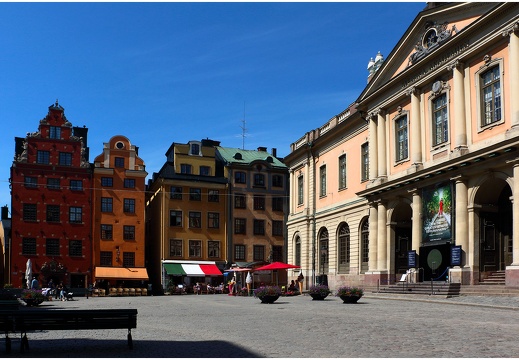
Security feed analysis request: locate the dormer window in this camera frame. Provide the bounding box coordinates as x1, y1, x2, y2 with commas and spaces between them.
189, 141, 201, 156
49, 126, 61, 139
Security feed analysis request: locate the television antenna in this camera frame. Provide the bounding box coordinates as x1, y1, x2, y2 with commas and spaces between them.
240, 102, 247, 150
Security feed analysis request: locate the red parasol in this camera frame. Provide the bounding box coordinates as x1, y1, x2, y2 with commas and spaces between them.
254, 262, 301, 271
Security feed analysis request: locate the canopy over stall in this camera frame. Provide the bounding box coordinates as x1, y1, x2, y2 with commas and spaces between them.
95, 267, 149, 280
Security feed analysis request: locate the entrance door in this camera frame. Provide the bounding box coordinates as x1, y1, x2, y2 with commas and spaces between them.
395, 228, 411, 276
480, 209, 513, 273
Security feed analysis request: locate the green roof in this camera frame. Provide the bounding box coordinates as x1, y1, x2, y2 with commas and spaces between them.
216, 146, 287, 168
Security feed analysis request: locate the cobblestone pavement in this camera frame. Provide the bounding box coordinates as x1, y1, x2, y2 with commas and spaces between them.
5, 292, 519, 358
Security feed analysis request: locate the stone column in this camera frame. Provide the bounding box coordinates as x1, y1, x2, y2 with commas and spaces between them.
368, 202, 378, 272
407, 86, 422, 166
503, 23, 519, 128
409, 189, 422, 254
376, 109, 387, 180
289, 170, 294, 214
448, 60, 468, 150
369, 114, 378, 180
452, 175, 471, 284
377, 201, 387, 271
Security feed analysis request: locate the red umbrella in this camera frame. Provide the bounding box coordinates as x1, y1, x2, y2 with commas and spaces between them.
254, 262, 300, 271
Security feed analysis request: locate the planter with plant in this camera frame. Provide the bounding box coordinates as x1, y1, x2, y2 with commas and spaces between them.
21, 289, 45, 306
253, 286, 282, 304
335, 286, 364, 303
308, 284, 331, 300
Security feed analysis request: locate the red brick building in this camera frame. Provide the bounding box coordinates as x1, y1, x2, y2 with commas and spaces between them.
10, 101, 92, 289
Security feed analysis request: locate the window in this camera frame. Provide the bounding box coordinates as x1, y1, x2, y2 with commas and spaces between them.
23, 238, 37, 255
100, 251, 112, 266
253, 195, 265, 210
235, 244, 245, 261
170, 186, 182, 200
235, 171, 246, 184
338, 155, 347, 190
69, 206, 82, 223
254, 173, 265, 187
395, 115, 408, 162
189, 211, 201, 228
297, 175, 304, 205
190, 143, 200, 155
432, 93, 448, 146
208, 212, 219, 229
189, 240, 201, 258
272, 245, 283, 262
319, 229, 329, 274
25, 176, 38, 188
46, 238, 60, 256
123, 252, 135, 267
189, 188, 201, 201
253, 245, 265, 261
208, 241, 220, 258
59, 152, 72, 166
234, 194, 246, 208
361, 143, 369, 181
361, 220, 369, 264
46, 205, 60, 222
70, 180, 83, 191
169, 239, 183, 257
124, 178, 135, 188
295, 236, 301, 266
49, 126, 61, 139
124, 198, 135, 213
101, 177, 113, 187
101, 197, 113, 212
123, 225, 135, 240
272, 220, 283, 236
234, 218, 246, 234
115, 157, 125, 168
480, 65, 502, 126
69, 240, 82, 257
37, 150, 50, 164
272, 197, 283, 211
200, 166, 211, 176
170, 210, 182, 227
23, 204, 37, 221
181, 164, 192, 174
253, 219, 265, 235
272, 174, 283, 187
101, 224, 113, 240
320, 165, 327, 197
208, 190, 219, 202
338, 224, 350, 267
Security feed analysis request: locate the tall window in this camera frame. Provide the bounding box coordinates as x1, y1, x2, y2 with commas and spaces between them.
170, 186, 182, 200
25, 176, 38, 188
124, 178, 135, 188
361, 143, 369, 181
189, 211, 201, 228
37, 150, 50, 164
338, 155, 347, 190
234, 244, 245, 261
319, 229, 329, 274
59, 152, 72, 166
123, 225, 135, 240
272, 174, 283, 187
395, 115, 408, 161
481, 66, 501, 126
295, 236, 301, 266
297, 175, 304, 205
253, 195, 265, 210
169, 239, 183, 257
49, 126, 61, 139
432, 93, 448, 146
189, 188, 201, 201
208, 241, 220, 258
23, 204, 37, 221
23, 238, 37, 255
100, 251, 113, 266
253, 245, 265, 261
272, 197, 283, 211
208, 212, 219, 228
254, 174, 265, 187
124, 198, 135, 213
200, 166, 210, 176
47, 178, 60, 190
272, 245, 283, 262
101, 224, 113, 240
361, 220, 370, 264
208, 190, 219, 202
46, 205, 60, 222
272, 220, 283, 236
123, 252, 135, 267
70, 180, 83, 191
115, 157, 125, 168
69, 240, 82, 257
181, 164, 192, 174
69, 207, 82, 223
234, 194, 246, 208
189, 240, 201, 258
320, 165, 327, 197
338, 224, 350, 268
235, 171, 246, 184
101, 197, 113, 212
253, 219, 265, 235
234, 218, 246, 234
46, 238, 60, 256
170, 210, 182, 227
101, 177, 113, 187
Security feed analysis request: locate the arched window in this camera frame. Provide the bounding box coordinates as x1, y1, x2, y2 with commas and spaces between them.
338, 223, 350, 273
361, 220, 369, 272
319, 228, 329, 274
295, 236, 301, 266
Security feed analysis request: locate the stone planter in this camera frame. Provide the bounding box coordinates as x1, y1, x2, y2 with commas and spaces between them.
339, 295, 361, 304
258, 295, 280, 304
22, 298, 44, 307
309, 293, 329, 300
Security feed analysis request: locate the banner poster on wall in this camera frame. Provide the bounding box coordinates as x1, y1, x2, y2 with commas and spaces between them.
422, 183, 453, 244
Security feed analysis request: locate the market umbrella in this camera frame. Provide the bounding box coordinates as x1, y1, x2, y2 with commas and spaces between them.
254, 262, 300, 271
25, 259, 32, 289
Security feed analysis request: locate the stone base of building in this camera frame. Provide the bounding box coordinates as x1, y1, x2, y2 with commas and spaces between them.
505, 265, 519, 287
364, 271, 389, 287
448, 267, 471, 285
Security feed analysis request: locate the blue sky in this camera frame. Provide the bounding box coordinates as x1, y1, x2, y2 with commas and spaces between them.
0, 2, 425, 211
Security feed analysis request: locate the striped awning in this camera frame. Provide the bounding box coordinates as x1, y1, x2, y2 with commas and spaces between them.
163, 262, 223, 276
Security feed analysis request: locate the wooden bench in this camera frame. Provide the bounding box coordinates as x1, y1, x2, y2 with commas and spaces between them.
0, 308, 137, 354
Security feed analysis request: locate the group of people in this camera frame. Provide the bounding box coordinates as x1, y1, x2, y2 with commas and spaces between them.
44, 278, 72, 301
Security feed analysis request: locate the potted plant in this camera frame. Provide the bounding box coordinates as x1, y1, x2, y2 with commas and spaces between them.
335, 286, 364, 304
253, 285, 282, 304
21, 289, 45, 306
308, 284, 331, 300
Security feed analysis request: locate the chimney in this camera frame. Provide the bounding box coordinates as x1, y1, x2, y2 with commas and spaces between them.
271, 148, 277, 158
1, 206, 8, 220
257, 146, 267, 152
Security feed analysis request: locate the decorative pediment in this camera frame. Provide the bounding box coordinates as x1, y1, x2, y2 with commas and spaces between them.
407, 22, 458, 66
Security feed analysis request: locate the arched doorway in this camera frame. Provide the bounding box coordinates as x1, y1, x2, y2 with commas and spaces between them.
475, 178, 512, 280
391, 202, 412, 280
318, 228, 329, 284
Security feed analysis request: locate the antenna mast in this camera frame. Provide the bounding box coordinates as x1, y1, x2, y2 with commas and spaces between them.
240, 102, 247, 150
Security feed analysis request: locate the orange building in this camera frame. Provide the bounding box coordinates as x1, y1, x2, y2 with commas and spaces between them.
92, 136, 148, 290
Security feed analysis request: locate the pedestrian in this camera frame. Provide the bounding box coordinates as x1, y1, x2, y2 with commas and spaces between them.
31, 276, 39, 289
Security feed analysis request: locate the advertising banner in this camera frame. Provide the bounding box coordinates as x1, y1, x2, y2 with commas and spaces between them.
422, 184, 453, 244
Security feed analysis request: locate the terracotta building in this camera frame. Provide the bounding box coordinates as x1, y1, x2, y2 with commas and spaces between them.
92, 135, 148, 289
285, 3, 519, 289
9, 101, 92, 288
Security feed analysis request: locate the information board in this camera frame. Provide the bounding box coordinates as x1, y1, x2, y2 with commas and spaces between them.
451, 245, 462, 266
408, 250, 417, 268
